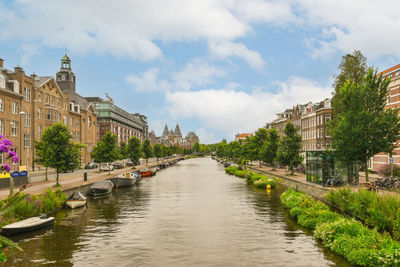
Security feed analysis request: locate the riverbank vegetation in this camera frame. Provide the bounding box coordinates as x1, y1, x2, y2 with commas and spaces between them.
326, 188, 400, 240
0, 189, 67, 228
225, 166, 275, 189
281, 189, 400, 266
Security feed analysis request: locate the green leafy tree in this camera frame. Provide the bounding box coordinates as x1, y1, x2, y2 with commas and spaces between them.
91, 131, 119, 168
154, 144, 162, 161
128, 136, 142, 164
277, 122, 302, 175
241, 136, 258, 165
253, 128, 268, 166
332, 68, 400, 181
259, 128, 280, 168
216, 139, 227, 158
35, 123, 85, 186
332, 50, 368, 114
142, 139, 153, 165
117, 142, 129, 160
192, 142, 200, 154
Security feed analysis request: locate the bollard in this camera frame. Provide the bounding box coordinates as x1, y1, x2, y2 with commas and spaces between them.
84, 172, 87, 181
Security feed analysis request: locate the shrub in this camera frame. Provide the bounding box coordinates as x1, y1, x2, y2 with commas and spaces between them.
282, 189, 400, 266
225, 166, 276, 188
377, 163, 400, 178
326, 188, 400, 240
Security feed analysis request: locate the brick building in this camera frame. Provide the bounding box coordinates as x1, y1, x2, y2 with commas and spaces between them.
85, 95, 148, 144
0, 55, 97, 171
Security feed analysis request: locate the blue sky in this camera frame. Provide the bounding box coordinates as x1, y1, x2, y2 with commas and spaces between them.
1, 0, 399, 143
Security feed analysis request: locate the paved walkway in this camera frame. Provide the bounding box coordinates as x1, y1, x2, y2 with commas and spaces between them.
0, 157, 180, 200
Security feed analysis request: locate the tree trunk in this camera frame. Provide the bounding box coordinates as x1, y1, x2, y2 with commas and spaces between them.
56, 171, 60, 186
364, 161, 369, 182
290, 164, 294, 176
45, 167, 48, 181
259, 160, 261, 167
9, 177, 14, 197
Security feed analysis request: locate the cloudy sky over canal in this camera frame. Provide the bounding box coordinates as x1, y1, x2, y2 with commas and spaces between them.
1, 0, 399, 143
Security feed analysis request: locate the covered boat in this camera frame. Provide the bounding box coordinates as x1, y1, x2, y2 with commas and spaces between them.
138, 168, 154, 177
110, 172, 138, 188
66, 192, 87, 209
90, 180, 114, 196
1, 214, 54, 236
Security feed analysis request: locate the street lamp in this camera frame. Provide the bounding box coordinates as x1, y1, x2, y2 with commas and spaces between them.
19, 111, 26, 171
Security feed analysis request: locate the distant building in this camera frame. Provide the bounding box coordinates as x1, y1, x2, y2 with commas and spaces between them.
151, 123, 199, 148
235, 133, 254, 141
85, 96, 148, 144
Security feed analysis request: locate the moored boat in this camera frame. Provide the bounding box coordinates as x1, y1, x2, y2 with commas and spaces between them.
110, 172, 138, 188
138, 168, 154, 177
1, 214, 54, 236
90, 180, 114, 196
66, 192, 87, 209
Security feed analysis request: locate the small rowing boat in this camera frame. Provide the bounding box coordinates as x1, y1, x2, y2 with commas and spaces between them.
1, 214, 54, 236
66, 192, 87, 209
90, 180, 114, 196
110, 172, 138, 188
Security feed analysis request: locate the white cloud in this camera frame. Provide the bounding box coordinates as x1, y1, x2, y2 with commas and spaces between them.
195, 128, 218, 144
209, 40, 265, 70
296, 0, 400, 59
172, 59, 226, 90
125, 68, 171, 92
166, 77, 332, 140
126, 59, 225, 92
0, 0, 289, 62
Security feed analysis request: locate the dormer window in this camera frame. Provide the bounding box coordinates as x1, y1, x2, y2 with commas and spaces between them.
13, 81, 19, 93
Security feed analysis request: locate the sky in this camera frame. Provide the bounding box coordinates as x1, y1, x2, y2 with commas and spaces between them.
0, 0, 400, 144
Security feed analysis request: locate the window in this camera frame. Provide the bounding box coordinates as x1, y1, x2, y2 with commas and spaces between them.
76, 131, 80, 141
88, 116, 91, 127
63, 115, 67, 125
38, 125, 42, 139
11, 122, 18, 137
12, 102, 18, 114
24, 113, 31, 127
52, 111, 57, 121
45, 94, 49, 104
24, 134, 30, 148
38, 91, 42, 102
0, 98, 3, 112
76, 119, 80, 128
70, 117, 73, 127
51, 96, 55, 107
0, 120, 3, 135
325, 114, 331, 122
38, 108, 42, 119
57, 99, 61, 108
388, 92, 391, 104
46, 110, 51, 120
0, 76, 5, 89
13, 81, 19, 93
24, 87, 31, 102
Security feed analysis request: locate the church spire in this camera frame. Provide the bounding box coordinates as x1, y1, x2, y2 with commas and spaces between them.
174, 123, 182, 137
162, 124, 169, 137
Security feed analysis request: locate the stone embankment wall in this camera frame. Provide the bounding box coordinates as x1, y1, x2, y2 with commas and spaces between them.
246, 166, 331, 200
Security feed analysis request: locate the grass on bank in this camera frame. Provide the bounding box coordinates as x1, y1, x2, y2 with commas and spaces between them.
281, 189, 400, 266
326, 188, 400, 241
225, 166, 276, 189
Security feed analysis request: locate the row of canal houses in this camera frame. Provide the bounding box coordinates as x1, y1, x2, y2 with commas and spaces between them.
265, 64, 400, 172
0, 54, 149, 172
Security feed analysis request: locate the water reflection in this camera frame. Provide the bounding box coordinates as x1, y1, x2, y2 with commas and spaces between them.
5, 158, 352, 266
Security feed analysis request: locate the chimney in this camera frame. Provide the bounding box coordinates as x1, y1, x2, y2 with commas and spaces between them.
30, 72, 37, 80
0, 58, 3, 68
14, 65, 24, 73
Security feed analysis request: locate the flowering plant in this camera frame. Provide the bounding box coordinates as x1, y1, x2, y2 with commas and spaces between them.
0, 135, 19, 172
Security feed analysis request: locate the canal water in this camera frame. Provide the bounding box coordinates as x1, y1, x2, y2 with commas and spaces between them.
5, 158, 351, 266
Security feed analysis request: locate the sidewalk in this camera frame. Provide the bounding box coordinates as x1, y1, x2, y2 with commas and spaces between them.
0, 157, 180, 200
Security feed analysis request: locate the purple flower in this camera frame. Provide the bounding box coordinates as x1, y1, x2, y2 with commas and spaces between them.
34, 200, 40, 209
0, 144, 7, 153
12, 155, 19, 163
2, 164, 10, 172
2, 139, 12, 146
0, 135, 4, 139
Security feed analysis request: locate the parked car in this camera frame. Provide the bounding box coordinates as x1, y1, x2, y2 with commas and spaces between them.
85, 162, 96, 169
99, 163, 114, 172
112, 162, 124, 169
125, 160, 133, 166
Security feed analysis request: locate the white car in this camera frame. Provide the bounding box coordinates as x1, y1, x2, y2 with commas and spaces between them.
99, 163, 114, 171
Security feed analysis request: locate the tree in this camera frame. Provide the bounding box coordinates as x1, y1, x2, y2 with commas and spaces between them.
117, 142, 129, 160
91, 131, 119, 171
192, 142, 200, 154
332, 68, 400, 181
142, 139, 153, 165
216, 139, 227, 157
128, 136, 142, 164
154, 144, 162, 161
253, 128, 268, 166
35, 123, 85, 186
241, 136, 257, 165
259, 128, 280, 168
332, 50, 368, 114
276, 122, 302, 175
